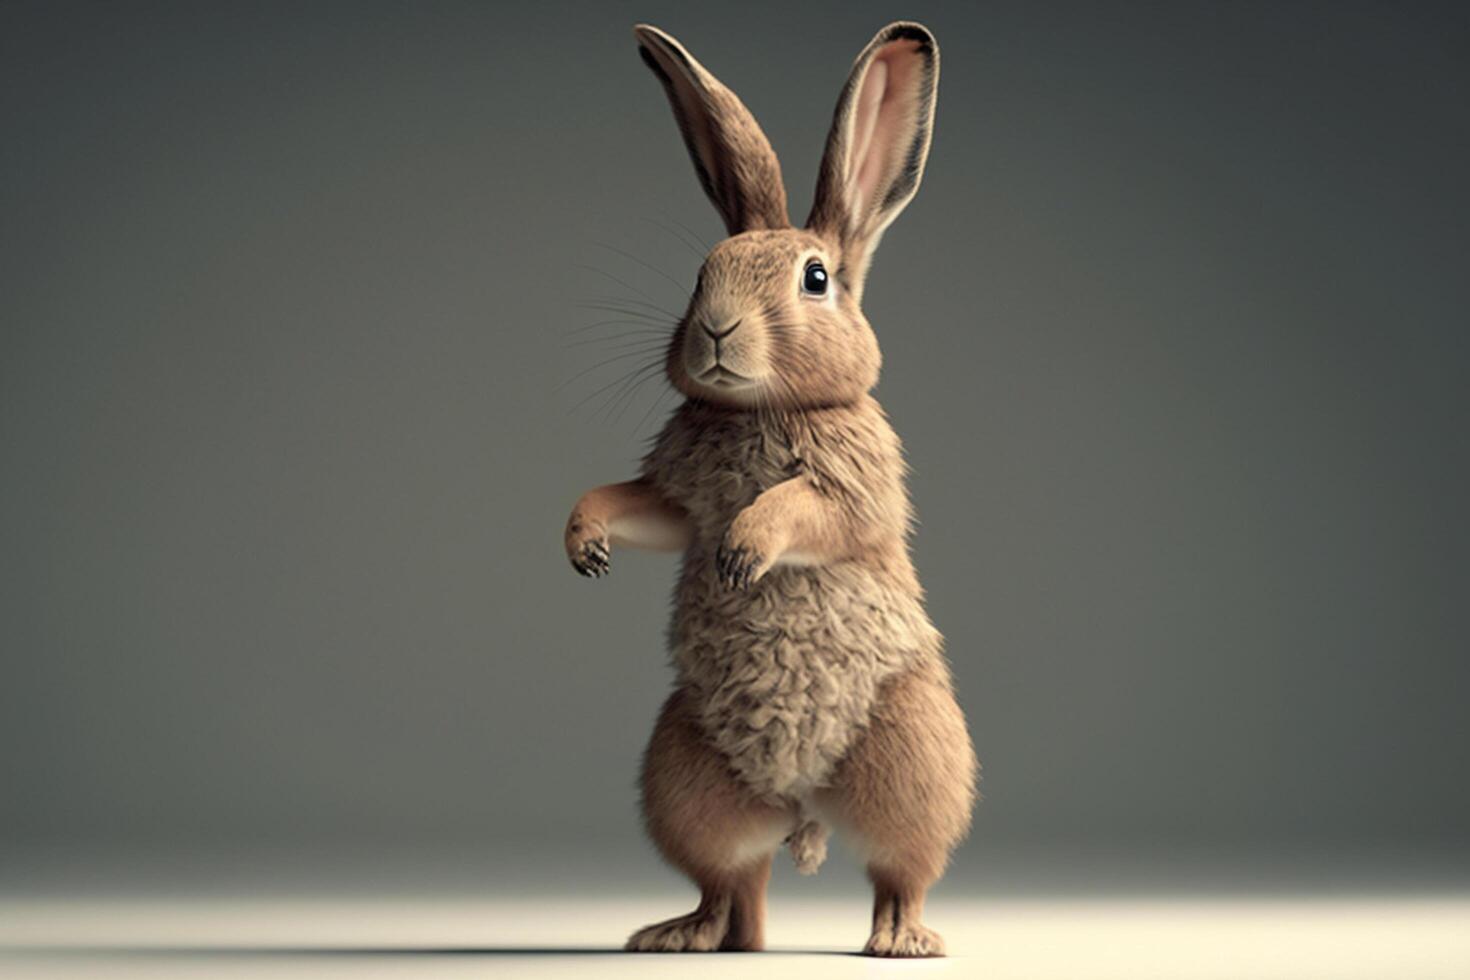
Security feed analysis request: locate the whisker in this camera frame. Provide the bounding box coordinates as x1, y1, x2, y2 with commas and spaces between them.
566, 342, 669, 362
642, 217, 706, 261
569, 358, 664, 413
556, 348, 666, 392
570, 347, 668, 370
563, 317, 671, 337
658, 208, 713, 252
585, 294, 684, 321
591, 240, 689, 295
633, 383, 676, 435
563, 331, 671, 349
599, 361, 666, 420
576, 302, 676, 323
577, 264, 662, 305
610, 371, 663, 423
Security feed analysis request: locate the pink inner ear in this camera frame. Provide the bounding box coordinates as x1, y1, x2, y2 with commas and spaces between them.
849, 60, 886, 210
848, 41, 921, 219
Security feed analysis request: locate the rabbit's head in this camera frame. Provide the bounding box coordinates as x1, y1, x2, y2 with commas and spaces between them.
635, 23, 939, 410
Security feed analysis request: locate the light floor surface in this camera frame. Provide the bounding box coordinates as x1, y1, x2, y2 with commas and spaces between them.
2, 893, 1468, 979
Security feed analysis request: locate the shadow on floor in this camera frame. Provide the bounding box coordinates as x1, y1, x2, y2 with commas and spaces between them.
2, 945, 846, 958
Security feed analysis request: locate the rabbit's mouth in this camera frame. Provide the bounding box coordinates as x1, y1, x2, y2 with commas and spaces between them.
698, 364, 757, 389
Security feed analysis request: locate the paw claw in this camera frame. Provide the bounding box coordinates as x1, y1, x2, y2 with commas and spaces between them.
568, 535, 611, 578
715, 544, 761, 591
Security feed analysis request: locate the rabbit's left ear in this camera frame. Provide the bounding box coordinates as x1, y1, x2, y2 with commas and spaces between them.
634, 25, 790, 236
808, 23, 939, 301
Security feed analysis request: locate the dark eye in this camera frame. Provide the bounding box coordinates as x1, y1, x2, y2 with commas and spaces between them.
801, 261, 829, 296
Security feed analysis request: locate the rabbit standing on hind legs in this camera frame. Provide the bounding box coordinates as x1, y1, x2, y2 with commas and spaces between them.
564, 22, 978, 958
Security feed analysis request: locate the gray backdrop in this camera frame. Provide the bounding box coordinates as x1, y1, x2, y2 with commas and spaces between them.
2, 0, 1466, 889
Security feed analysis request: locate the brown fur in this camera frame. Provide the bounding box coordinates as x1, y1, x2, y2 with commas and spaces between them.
635, 26, 789, 236
627, 688, 794, 952
642, 399, 936, 804
565, 22, 976, 957
818, 665, 978, 956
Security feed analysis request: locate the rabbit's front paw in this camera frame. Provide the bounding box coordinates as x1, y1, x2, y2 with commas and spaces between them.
565, 514, 611, 578
716, 521, 775, 591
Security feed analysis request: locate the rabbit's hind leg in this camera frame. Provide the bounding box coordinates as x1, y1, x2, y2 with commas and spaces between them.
818, 665, 977, 958
626, 686, 795, 952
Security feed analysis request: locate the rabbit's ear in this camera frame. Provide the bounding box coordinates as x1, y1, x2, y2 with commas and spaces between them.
808, 23, 939, 301
634, 25, 790, 236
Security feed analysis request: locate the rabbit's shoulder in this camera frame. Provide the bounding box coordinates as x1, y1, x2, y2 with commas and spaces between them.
790, 397, 912, 536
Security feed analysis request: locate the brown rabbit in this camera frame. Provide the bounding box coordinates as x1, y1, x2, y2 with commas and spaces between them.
564, 22, 977, 958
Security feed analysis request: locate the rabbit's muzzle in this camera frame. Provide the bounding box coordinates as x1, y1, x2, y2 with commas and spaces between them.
682, 316, 767, 395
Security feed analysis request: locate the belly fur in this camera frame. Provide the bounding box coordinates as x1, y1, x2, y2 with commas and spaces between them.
669, 552, 938, 799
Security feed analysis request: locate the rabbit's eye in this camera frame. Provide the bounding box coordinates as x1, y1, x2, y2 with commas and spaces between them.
801, 261, 829, 296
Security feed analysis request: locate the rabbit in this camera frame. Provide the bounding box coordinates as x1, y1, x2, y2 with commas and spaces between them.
563, 22, 977, 958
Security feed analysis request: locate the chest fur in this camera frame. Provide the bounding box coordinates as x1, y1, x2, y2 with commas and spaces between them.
651, 411, 800, 543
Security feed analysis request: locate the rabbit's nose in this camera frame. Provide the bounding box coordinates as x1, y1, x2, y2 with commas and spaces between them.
701, 318, 742, 340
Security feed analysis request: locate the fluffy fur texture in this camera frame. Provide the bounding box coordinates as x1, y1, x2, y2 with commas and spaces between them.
565, 21, 977, 958
644, 398, 938, 801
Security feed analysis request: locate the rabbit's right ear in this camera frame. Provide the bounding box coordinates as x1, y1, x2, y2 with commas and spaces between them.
634, 25, 790, 236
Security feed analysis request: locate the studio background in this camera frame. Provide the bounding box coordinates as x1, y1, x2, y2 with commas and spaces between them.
2, 0, 1467, 899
